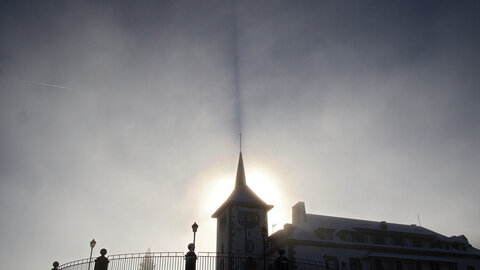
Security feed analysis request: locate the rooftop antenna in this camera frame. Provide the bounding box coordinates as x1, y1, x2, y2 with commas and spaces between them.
417, 213, 421, 226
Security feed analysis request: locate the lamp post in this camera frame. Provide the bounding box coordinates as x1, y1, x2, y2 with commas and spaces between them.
261, 227, 268, 270
191, 222, 198, 249
87, 239, 96, 270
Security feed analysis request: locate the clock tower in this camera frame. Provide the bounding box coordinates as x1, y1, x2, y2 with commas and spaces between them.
212, 153, 273, 257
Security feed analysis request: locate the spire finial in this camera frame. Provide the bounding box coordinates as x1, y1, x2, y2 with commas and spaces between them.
239, 133, 242, 153
235, 152, 246, 187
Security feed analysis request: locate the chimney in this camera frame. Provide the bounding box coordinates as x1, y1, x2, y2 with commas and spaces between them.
292, 202, 307, 225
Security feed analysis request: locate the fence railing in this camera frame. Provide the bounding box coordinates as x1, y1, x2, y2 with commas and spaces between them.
59, 251, 328, 270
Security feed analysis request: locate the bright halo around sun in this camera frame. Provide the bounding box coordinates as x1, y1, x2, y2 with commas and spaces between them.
246, 167, 279, 209
203, 166, 287, 234
204, 175, 235, 215
246, 167, 287, 233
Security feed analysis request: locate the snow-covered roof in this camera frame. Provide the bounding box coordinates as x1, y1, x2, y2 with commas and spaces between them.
287, 214, 439, 241
273, 212, 480, 256
365, 252, 457, 263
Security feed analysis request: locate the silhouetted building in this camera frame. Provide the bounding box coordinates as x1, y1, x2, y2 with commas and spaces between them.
212, 154, 480, 270
268, 202, 480, 270
57, 153, 480, 270
212, 153, 273, 256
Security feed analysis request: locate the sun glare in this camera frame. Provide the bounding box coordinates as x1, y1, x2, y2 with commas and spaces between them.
247, 167, 288, 233
202, 166, 289, 234
245, 167, 279, 208
204, 175, 235, 215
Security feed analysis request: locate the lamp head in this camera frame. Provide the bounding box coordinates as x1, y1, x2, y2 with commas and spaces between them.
191, 222, 198, 233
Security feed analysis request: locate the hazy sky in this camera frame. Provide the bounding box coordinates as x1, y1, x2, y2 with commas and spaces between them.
1, 1, 479, 270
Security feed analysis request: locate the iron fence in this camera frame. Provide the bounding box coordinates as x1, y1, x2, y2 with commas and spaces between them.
58, 251, 328, 270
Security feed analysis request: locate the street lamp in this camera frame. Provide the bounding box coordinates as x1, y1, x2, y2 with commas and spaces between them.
191, 222, 198, 249
261, 227, 268, 270
87, 239, 96, 270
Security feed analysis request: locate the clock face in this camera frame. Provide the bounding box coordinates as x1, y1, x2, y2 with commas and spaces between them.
238, 211, 260, 228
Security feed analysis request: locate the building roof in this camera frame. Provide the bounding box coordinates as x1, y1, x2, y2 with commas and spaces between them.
271, 210, 480, 257
287, 214, 442, 241
211, 153, 273, 218
364, 252, 457, 263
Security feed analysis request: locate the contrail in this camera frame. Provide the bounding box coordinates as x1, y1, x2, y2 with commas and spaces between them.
20, 80, 73, 90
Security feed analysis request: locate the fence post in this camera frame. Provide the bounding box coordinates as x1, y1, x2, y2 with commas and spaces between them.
274, 249, 289, 270
245, 256, 256, 270
185, 243, 197, 270
94, 249, 110, 270
52, 261, 59, 270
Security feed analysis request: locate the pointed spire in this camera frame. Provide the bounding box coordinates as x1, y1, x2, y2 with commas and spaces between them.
212, 152, 273, 218
235, 152, 246, 187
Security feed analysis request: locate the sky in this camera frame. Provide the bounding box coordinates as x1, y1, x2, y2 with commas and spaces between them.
1, 1, 480, 270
